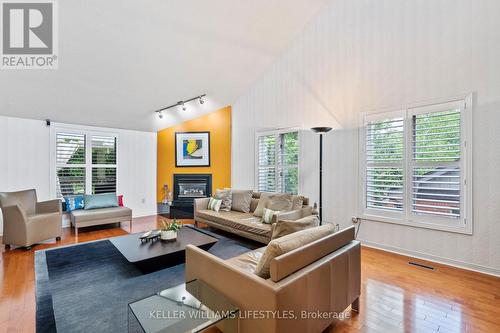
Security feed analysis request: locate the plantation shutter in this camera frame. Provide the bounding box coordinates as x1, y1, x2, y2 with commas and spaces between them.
257, 134, 276, 192
256, 131, 299, 194
55, 133, 86, 197
365, 115, 405, 213
411, 105, 462, 219
91, 136, 117, 194
277, 132, 299, 194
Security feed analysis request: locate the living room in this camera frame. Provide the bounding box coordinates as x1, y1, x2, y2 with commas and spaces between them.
1, 1, 499, 332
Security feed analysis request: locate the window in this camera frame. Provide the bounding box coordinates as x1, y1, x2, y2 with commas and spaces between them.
256, 130, 299, 194
361, 98, 471, 233
56, 133, 86, 197
91, 136, 117, 194
54, 130, 117, 198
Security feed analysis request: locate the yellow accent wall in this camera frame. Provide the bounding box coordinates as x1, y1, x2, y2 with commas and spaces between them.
157, 106, 232, 202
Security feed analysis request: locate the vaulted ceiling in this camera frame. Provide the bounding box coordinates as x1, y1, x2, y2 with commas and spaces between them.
0, 0, 329, 131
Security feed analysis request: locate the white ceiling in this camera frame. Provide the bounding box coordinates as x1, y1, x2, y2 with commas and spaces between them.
0, 0, 329, 132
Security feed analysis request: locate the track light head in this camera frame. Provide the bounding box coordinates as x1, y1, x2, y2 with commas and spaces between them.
199, 96, 204, 105
182, 102, 187, 111
158, 111, 164, 119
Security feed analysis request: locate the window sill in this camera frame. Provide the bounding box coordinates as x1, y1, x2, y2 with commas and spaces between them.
359, 213, 473, 235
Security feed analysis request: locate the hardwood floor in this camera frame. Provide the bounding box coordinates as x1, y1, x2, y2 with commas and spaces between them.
1, 215, 499, 333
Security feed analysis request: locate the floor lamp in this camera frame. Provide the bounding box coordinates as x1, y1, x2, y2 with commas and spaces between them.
311, 127, 333, 225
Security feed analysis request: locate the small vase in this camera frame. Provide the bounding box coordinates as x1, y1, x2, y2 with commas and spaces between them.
161, 230, 177, 241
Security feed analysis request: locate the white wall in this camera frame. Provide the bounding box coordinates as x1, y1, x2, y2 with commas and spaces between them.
0, 116, 157, 234
232, 0, 500, 275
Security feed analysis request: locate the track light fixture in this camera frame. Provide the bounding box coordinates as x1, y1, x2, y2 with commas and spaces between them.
155, 94, 206, 118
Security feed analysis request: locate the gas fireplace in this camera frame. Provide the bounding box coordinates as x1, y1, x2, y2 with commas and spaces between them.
171, 174, 212, 218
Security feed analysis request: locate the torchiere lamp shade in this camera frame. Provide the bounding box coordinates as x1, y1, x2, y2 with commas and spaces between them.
311, 127, 333, 134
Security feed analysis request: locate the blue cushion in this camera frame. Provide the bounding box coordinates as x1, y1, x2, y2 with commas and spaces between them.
64, 196, 85, 212
84, 193, 118, 210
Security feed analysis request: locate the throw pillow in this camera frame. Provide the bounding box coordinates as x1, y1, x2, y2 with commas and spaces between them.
267, 193, 293, 211
215, 189, 232, 211
291, 195, 304, 210
118, 195, 124, 206
253, 192, 274, 217
254, 223, 335, 279
262, 207, 280, 224
230, 189, 253, 213
64, 196, 85, 212
271, 215, 320, 240
84, 193, 118, 210
208, 197, 222, 212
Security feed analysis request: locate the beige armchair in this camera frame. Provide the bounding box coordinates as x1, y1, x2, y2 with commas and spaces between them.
0, 189, 62, 249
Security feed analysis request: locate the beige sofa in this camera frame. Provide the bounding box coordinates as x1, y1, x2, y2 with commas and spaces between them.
69, 206, 132, 236
186, 226, 361, 333
194, 192, 314, 244
0, 189, 62, 249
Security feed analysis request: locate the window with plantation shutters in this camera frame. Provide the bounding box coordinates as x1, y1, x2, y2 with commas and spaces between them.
256, 130, 299, 194
361, 97, 471, 233
410, 104, 462, 220
54, 130, 118, 198
257, 134, 276, 192
91, 136, 117, 194
56, 133, 86, 197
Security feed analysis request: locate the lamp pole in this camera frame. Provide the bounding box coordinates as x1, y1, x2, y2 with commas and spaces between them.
311, 127, 333, 225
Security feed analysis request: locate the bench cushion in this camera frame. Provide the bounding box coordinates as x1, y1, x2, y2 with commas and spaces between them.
71, 206, 132, 223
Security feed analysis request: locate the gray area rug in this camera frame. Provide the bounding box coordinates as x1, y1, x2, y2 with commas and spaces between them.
35, 226, 261, 333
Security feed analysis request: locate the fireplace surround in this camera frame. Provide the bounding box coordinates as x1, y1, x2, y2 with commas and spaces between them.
170, 174, 212, 218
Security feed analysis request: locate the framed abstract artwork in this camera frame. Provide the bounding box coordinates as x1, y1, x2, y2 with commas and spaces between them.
175, 132, 211, 167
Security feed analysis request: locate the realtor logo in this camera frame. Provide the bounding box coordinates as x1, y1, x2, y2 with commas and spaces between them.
1, 0, 58, 69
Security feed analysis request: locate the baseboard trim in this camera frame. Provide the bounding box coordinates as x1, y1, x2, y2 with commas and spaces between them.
361, 240, 500, 278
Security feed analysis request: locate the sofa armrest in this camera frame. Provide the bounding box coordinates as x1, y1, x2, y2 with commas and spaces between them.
2, 205, 28, 245
194, 197, 210, 213
185, 245, 278, 332
272, 207, 309, 223
2, 204, 27, 223
36, 199, 62, 215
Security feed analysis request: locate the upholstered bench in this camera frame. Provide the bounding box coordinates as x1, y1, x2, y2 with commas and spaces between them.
69, 206, 132, 236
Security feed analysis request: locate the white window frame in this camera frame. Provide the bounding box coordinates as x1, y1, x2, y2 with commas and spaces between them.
359, 94, 473, 234
50, 123, 119, 198
254, 128, 301, 194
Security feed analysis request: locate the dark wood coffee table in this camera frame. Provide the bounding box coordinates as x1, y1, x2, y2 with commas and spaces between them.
110, 226, 218, 272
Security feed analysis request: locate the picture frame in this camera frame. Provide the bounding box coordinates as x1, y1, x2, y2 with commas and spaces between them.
175, 132, 211, 167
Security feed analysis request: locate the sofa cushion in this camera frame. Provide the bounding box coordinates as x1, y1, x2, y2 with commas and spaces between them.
291, 195, 304, 210
267, 193, 293, 211
262, 208, 280, 224
226, 247, 266, 274
208, 198, 222, 212
271, 215, 320, 240
253, 192, 274, 217
71, 206, 131, 223
215, 189, 232, 211
64, 196, 84, 212
84, 193, 118, 210
196, 209, 272, 238
249, 198, 259, 213
254, 223, 335, 279
230, 189, 253, 213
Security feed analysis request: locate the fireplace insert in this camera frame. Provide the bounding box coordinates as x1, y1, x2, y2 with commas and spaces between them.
170, 174, 212, 218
